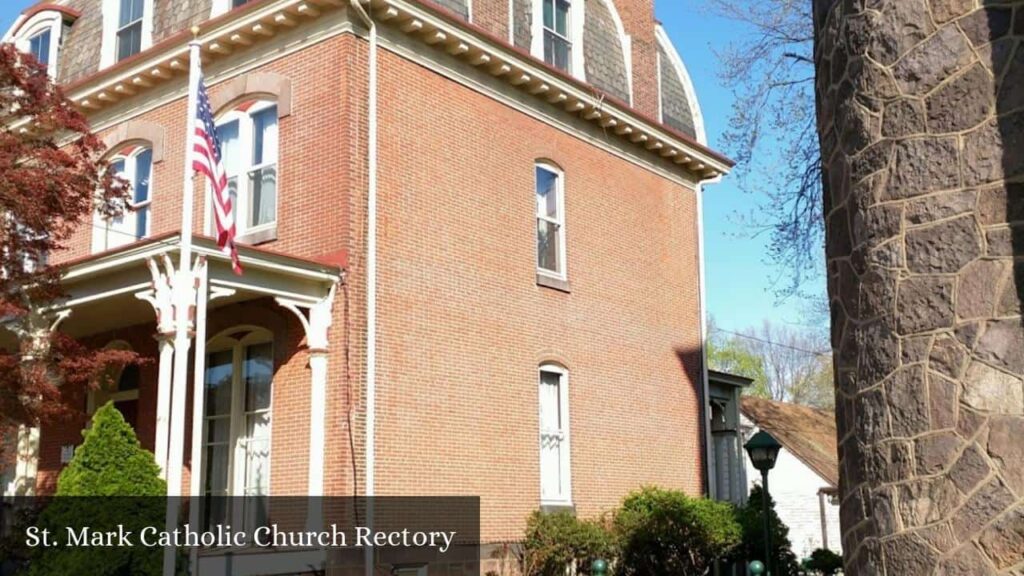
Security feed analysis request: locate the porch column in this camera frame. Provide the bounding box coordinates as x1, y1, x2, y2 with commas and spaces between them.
276, 284, 337, 531
153, 336, 174, 477
137, 256, 177, 478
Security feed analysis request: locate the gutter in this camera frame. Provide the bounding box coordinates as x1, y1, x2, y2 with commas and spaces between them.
348, 2, 378, 576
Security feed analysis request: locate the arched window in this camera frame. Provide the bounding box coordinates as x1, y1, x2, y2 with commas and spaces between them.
89, 342, 141, 429
93, 145, 153, 252
202, 326, 274, 530
210, 100, 279, 242
539, 363, 571, 506
5, 8, 77, 78
535, 161, 566, 279
531, 0, 584, 77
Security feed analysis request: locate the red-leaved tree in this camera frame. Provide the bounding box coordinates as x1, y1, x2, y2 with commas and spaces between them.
0, 44, 135, 463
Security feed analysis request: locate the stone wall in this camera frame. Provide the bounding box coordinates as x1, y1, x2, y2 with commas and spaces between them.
814, 0, 1024, 574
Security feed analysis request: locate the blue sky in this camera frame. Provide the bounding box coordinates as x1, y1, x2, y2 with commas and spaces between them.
0, 1, 824, 332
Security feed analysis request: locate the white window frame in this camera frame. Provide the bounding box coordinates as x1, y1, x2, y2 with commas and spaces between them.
201, 328, 275, 530
6, 11, 65, 79
539, 364, 572, 507
92, 146, 154, 253
210, 0, 255, 17
530, 0, 585, 80
100, 0, 154, 69
535, 162, 567, 280
205, 101, 279, 241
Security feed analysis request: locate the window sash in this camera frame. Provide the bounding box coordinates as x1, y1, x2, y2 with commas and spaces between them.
201, 339, 273, 530
100, 149, 152, 250
535, 165, 565, 276
116, 21, 142, 61
29, 30, 51, 66
539, 368, 570, 504
216, 104, 279, 236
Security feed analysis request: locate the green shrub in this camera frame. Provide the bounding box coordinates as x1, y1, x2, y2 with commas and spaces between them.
26, 403, 168, 576
732, 484, 801, 576
614, 486, 741, 576
804, 548, 843, 575
518, 510, 616, 576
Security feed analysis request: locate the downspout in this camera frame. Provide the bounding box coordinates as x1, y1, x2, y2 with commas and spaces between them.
696, 182, 715, 500
348, 2, 377, 576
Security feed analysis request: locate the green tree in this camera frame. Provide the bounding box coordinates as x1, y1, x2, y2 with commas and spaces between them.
733, 485, 800, 576
26, 403, 167, 576
804, 548, 843, 575
517, 511, 615, 576
614, 487, 741, 576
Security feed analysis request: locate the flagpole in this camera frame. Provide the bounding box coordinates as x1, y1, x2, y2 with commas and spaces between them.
163, 27, 202, 576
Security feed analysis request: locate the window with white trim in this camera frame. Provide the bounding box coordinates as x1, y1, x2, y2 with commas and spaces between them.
539, 365, 571, 506
9, 10, 68, 78
202, 328, 274, 531
213, 101, 279, 239
531, 0, 584, 78
535, 163, 566, 278
28, 29, 51, 67
116, 0, 145, 61
93, 146, 152, 253
542, 0, 572, 72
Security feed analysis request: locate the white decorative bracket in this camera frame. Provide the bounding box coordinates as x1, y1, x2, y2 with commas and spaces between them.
274, 281, 338, 352
136, 254, 177, 336
49, 309, 72, 332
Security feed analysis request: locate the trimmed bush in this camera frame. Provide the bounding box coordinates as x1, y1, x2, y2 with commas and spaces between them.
804, 548, 843, 575
614, 487, 741, 576
26, 403, 168, 576
733, 484, 801, 576
518, 510, 616, 576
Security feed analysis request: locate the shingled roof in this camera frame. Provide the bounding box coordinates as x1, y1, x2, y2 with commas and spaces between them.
740, 396, 839, 488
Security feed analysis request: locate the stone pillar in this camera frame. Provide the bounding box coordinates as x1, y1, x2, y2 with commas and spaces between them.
813, 1, 1024, 574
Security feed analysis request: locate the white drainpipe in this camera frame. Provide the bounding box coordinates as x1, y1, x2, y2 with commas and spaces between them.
696, 182, 715, 499
348, 2, 378, 576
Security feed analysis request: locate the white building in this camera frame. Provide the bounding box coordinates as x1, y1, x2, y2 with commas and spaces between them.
740, 397, 843, 561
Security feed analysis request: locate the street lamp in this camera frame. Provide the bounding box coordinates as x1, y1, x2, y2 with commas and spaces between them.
744, 430, 782, 575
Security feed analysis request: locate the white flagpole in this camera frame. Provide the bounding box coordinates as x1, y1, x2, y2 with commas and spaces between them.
163, 28, 202, 576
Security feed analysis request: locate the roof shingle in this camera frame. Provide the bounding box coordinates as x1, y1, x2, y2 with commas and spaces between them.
740, 396, 839, 488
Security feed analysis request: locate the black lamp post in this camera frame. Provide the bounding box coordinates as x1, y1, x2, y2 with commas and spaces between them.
744, 430, 782, 576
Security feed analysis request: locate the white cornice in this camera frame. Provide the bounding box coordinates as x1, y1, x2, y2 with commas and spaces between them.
63, 0, 731, 180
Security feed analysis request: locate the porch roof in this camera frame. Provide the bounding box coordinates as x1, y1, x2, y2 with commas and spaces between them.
52, 232, 344, 338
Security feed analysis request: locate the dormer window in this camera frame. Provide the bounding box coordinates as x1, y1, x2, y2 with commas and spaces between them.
542, 0, 571, 72
116, 0, 145, 61
530, 0, 584, 79
5, 7, 77, 79
100, 0, 152, 68
28, 29, 51, 67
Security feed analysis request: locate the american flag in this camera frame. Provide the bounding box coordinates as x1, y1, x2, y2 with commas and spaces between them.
192, 75, 242, 275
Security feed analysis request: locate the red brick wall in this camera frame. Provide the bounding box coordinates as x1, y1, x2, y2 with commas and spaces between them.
41, 28, 704, 544
364, 47, 704, 541
471, 0, 510, 41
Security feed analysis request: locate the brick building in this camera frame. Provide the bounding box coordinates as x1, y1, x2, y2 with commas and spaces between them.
1, 0, 731, 571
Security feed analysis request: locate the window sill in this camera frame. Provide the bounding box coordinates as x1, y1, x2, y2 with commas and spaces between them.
237, 226, 277, 246
540, 502, 576, 515
537, 273, 570, 293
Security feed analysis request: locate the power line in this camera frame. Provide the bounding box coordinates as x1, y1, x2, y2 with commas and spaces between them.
710, 326, 832, 358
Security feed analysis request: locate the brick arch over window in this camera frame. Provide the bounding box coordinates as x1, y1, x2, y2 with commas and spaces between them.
101, 120, 165, 163
209, 73, 292, 119
536, 351, 572, 373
